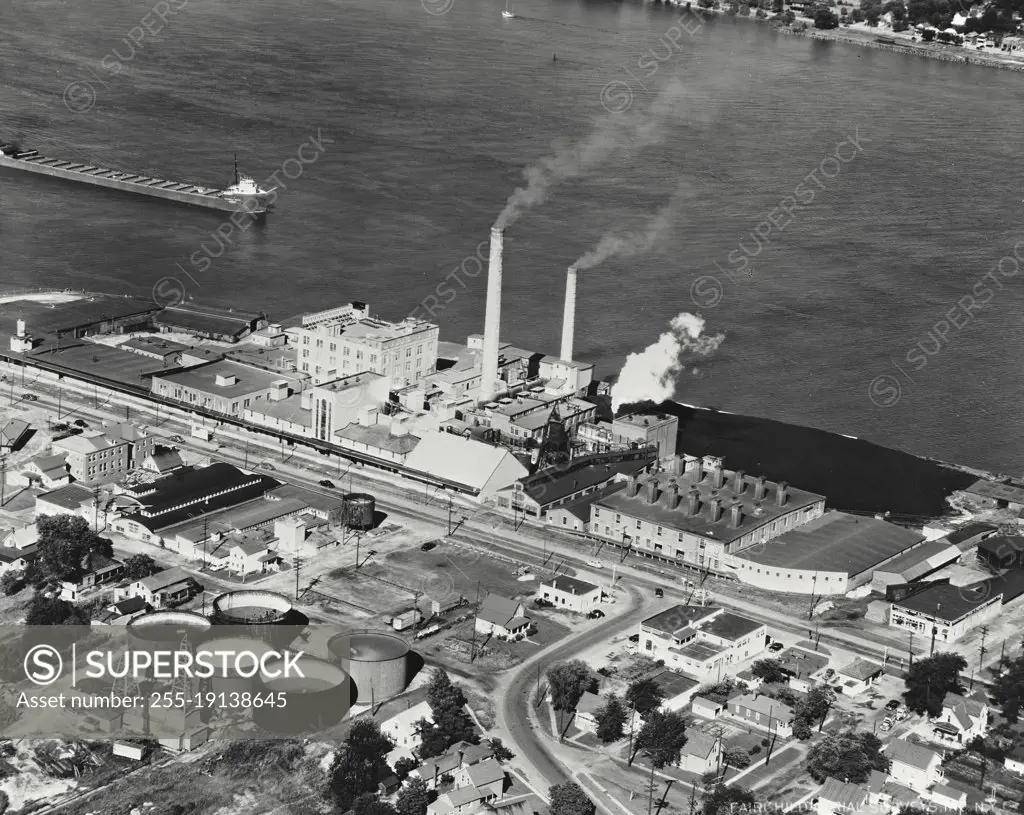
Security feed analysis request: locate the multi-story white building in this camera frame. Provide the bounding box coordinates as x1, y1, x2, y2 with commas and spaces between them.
638, 604, 767, 681
51, 432, 130, 482
591, 455, 826, 572
889, 582, 1002, 645
289, 302, 439, 389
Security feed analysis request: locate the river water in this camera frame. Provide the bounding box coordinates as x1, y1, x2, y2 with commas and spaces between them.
1, 0, 1023, 473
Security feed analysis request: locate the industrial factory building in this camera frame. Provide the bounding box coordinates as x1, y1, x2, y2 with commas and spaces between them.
728, 512, 927, 595
404, 431, 529, 497
590, 455, 825, 572
150, 359, 305, 417
889, 582, 1003, 645
578, 413, 679, 460
287, 301, 439, 388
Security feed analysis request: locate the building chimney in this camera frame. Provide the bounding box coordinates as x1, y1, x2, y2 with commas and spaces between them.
712, 468, 724, 490
709, 497, 723, 522
16, 319, 26, 339
693, 458, 704, 484
481, 227, 504, 400
733, 470, 745, 495
687, 489, 701, 516
646, 479, 660, 505
627, 476, 640, 498
754, 475, 767, 501
730, 503, 743, 528
667, 483, 680, 510
775, 481, 789, 507
561, 266, 578, 362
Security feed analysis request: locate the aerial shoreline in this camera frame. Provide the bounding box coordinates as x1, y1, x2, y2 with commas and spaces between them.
663, 1, 1024, 73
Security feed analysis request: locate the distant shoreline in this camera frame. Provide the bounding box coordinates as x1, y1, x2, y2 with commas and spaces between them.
676, 2, 1024, 73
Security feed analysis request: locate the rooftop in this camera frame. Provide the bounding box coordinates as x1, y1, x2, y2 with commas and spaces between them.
732, 693, 794, 722
120, 336, 190, 356
596, 468, 824, 545
342, 318, 435, 342
700, 611, 763, 642
887, 739, 941, 771
737, 511, 923, 574
673, 640, 727, 662
946, 522, 997, 546
478, 594, 527, 628
0, 419, 30, 448
136, 567, 195, 592
873, 540, 960, 578
317, 371, 385, 393
641, 605, 720, 637
964, 479, 1024, 504
37, 482, 94, 511
541, 576, 600, 596
818, 778, 869, 809
246, 395, 311, 426
152, 359, 301, 399
518, 448, 657, 507
336, 423, 420, 456
153, 304, 263, 338
893, 581, 999, 623
53, 431, 122, 455
837, 658, 883, 682
649, 669, 698, 699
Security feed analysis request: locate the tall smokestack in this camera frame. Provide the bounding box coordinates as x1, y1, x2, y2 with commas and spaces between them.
561, 266, 578, 362
482, 227, 504, 401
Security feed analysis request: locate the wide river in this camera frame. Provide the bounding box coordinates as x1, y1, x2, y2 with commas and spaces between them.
1, 0, 1023, 473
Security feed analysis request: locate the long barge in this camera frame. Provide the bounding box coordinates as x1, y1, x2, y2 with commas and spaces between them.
0, 143, 275, 215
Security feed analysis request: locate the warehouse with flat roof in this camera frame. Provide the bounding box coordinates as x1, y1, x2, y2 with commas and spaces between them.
727, 511, 925, 595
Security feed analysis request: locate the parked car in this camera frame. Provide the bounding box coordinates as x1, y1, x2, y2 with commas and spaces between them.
884, 700, 900, 712
654, 588, 664, 598
587, 560, 604, 569
824, 668, 835, 678
257, 462, 275, 470
420, 542, 437, 552
588, 609, 605, 619
768, 642, 785, 653
23, 394, 37, 401
895, 710, 908, 722
319, 479, 336, 488
628, 634, 640, 643
880, 719, 893, 732
73, 419, 88, 427
169, 435, 185, 443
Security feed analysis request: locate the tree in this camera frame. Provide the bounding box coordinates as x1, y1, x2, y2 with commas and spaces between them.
354, 794, 399, 815
921, 26, 935, 40
393, 756, 417, 780
782, 9, 797, 23
632, 709, 688, 768
903, 652, 966, 717
415, 718, 450, 759
990, 652, 1024, 723
0, 572, 25, 597
25, 593, 89, 625
814, 6, 840, 26
793, 684, 836, 738
123, 553, 156, 580
703, 785, 756, 815
423, 669, 477, 752
549, 783, 595, 815
595, 695, 628, 743
32, 514, 105, 586
547, 660, 592, 714
329, 720, 395, 812
487, 737, 514, 762
721, 746, 752, 770
625, 678, 665, 716
805, 728, 889, 784
694, 678, 737, 706
396, 778, 430, 815
792, 718, 813, 740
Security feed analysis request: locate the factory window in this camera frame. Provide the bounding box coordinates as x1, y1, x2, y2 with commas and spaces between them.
417, 344, 423, 355
370, 355, 377, 364
316, 339, 323, 348
344, 347, 350, 356
635, 520, 641, 529
303, 336, 309, 345
656, 526, 663, 536
616, 514, 621, 524
330, 343, 336, 352
593, 509, 600, 518
302, 349, 309, 358
231, 402, 238, 413
302, 363, 309, 372
406, 348, 412, 358
405, 362, 411, 372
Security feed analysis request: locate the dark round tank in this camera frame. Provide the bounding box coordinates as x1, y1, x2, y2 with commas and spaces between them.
342, 493, 375, 531
252, 653, 350, 735
328, 631, 410, 704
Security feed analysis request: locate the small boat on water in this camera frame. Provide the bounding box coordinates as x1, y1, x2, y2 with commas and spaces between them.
502, 0, 514, 18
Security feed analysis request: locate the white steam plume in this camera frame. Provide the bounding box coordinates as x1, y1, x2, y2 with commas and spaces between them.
494, 79, 691, 230
574, 181, 687, 270
611, 313, 724, 412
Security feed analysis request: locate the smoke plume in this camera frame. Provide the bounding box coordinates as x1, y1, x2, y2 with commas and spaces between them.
574, 182, 687, 270
494, 79, 691, 230
611, 313, 724, 411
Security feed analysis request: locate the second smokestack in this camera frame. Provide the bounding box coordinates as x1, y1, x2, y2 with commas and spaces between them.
561, 265, 578, 362
482, 227, 504, 401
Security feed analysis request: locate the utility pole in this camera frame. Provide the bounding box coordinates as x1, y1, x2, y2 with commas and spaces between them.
909, 630, 915, 667
0, 456, 6, 508
294, 550, 301, 601
56, 384, 62, 420
447, 495, 453, 537
979, 625, 990, 671
930, 625, 937, 657
646, 757, 656, 815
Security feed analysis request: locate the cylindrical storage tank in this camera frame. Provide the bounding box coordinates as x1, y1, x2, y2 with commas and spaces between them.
342, 493, 375, 531
330, 631, 410, 705
253, 653, 350, 735
199, 636, 275, 699
210, 590, 308, 648
128, 611, 212, 649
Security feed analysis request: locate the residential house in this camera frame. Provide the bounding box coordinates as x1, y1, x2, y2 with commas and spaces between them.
117, 568, 199, 608
0, 544, 37, 577
60, 554, 126, 601
1004, 745, 1024, 775
52, 431, 131, 482
932, 693, 987, 746
475, 594, 531, 641
574, 692, 604, 733
103, 422, 157, 468
537, 576, 601, 614
728, 693, 794, 737
142, 447, 185, 475
680, 731, 721, 775
380, 700, 434, 763
1, 524, 37, 550
15, 453, 70, 489
886, 740, 943, 792
92, 596, 150, 625
0, 419, 30, 451
454, 759, 507, 799
226, 533, 283, 576
411, 741, 495, 790
927, 784, 966, 811
815, 777, 869, 815
650, 669, 700, 712
832, 659, 883, 696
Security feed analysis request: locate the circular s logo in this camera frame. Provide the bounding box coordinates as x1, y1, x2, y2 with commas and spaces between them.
24, 644, 63, 686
